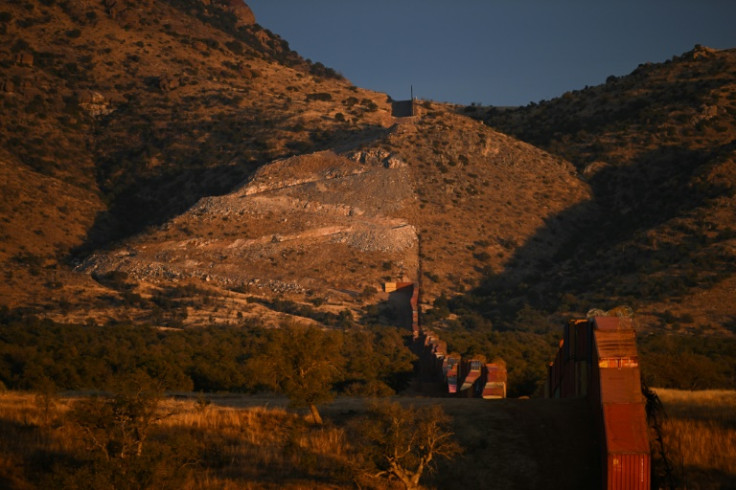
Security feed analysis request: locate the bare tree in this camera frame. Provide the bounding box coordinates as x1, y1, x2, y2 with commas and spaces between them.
355, 401, 462, 490
70, 375, 163, 460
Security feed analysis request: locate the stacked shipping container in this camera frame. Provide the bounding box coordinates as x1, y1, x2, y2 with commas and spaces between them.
415, 328, 507, 398
546, 316, 651, 490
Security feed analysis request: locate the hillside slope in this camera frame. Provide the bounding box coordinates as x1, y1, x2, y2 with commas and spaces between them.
0, 0, 391, 313
76, 109, 590, 328
471, 45, 736, 335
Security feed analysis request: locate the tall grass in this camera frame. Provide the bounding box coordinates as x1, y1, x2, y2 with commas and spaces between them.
655, 389, 736, 489
3, 390, 733, 489
0, 392, 356, 489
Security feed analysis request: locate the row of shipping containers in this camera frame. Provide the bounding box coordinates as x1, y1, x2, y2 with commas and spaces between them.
395, 280, 508, 399
419, 329, 507, 398
546, 316, 651, 490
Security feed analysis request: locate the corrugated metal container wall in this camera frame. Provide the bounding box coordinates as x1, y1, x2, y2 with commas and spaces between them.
606, 453, 650, 490
602, 403, 651, 490
563, 321, 573, 360
589, 354, 602, 425
574, 320, 591, 362
599, 368, 644, 405
562, 356, 576, 397
483, 382, 506, 399
575, 360, 588, 397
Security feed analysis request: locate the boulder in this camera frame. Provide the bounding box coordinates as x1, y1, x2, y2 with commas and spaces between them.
79, 90, 113, 117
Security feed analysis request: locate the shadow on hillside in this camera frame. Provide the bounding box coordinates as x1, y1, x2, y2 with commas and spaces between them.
70, 115, 390, 259
447, 140, 736, 330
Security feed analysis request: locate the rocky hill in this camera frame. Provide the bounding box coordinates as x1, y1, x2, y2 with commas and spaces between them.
0, 0, 391, 317
1, 1, 735, 342
473, 45, 736, 335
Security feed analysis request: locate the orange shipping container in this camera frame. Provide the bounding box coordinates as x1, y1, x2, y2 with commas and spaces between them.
599, 368, 644, 405
602, 403, 651, 490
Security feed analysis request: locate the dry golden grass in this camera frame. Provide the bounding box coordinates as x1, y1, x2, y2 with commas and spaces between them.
4, 390, 732, 489
655, 389, 736, 489
0, 392, 356, 489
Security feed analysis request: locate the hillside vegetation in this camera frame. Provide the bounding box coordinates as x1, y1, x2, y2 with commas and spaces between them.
475, 45, 736, 336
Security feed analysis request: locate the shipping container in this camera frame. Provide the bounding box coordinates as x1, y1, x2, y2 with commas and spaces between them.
443, 355, 460, 394
599, 368, 644, 405
574, 319, 591, 362
575, 360, 589, 397
459, 359, 483, 393
562, 355, 577, 398
601, 403, 651, 490
483, 363, 507, 399
594, 328, 639, 369
547, 316, 651, 490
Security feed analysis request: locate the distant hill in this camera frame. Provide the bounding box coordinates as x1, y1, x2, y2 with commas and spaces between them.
1, 2, 735, 347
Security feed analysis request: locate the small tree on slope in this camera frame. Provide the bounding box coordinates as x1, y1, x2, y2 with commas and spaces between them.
247, 322, 343, 425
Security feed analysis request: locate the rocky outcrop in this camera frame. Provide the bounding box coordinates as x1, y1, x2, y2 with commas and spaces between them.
688, 44, 718, 60
78, 90, 114, 117
348, 149, 406, 168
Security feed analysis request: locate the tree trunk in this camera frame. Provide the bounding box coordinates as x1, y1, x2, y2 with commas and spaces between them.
309, 404, 323, 425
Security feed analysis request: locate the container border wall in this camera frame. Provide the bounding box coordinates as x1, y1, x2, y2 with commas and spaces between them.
546, 316, 651, 490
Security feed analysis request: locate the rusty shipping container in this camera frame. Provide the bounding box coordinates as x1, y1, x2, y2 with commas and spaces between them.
564, 318, 585, 361
459, 359, 483, 393
602, 403, 651, 490
575, 360, 588, 397
574, 319, 591, 362
483, 363, 507, 399
562, 355, 577, 398
592, 317, 639, 368
444, 356, 460, 394
599, 367, 644, 405
547, 316, 651, 489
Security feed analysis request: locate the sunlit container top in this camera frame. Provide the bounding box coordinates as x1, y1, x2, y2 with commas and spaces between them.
593, 319, 638, 364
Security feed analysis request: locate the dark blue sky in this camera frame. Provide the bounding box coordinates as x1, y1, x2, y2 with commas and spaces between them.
246, 1, 736, 106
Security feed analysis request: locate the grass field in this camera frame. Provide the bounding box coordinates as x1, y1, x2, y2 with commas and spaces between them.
654, 389, 736, 490
0, 390, 733, 489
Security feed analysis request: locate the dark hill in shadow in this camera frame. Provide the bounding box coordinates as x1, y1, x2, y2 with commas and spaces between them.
446, 139, 736, 330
